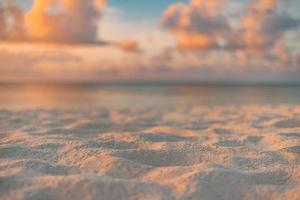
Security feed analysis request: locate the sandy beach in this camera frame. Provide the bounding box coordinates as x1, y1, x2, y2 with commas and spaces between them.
1, 0, 300, 199
1, 104, 300, 200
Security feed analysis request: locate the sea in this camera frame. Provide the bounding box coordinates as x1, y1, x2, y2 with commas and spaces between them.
0, 83, 299, 110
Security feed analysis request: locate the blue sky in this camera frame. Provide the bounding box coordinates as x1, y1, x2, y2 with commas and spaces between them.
109, 0, 187, 20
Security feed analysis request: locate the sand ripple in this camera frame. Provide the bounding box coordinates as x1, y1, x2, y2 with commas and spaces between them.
1, 105, 300, 200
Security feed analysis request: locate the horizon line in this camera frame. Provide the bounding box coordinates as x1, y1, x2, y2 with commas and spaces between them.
1, 80, 300, 87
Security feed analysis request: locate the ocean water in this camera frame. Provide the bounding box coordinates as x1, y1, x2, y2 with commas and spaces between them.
0, 83, 299, 110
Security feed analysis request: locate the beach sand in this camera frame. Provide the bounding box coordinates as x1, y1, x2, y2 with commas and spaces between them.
1, 105, 300, 200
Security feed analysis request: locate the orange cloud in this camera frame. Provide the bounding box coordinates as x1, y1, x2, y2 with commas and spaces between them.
0, 2, 25, 41
26, 0, 106, 44
231, 0, 299, 51
0, 0, 106, 44
230, 0, 299, 66
174, 31, 214, 50
161, 0, 229, 50
191, 0, 224, 14
161, 0, 300, 66
240, 0, 279, 49
0, 7, 4, 38
117, 38, 141, 53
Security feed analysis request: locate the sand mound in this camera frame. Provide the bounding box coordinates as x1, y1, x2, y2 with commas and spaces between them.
1, 105, 300, 200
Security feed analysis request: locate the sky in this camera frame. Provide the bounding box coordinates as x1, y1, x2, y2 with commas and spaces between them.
0, 0, 299, 83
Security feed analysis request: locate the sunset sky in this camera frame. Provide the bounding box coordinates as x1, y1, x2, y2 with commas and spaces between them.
0, 0, 299, 82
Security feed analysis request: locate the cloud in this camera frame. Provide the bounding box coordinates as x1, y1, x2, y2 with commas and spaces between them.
117, 38, 141, 53
161, 0, 229, 50
160, 0, 300, 67
227, 0, 300, 67
162, 0, 300, 51
1, 0, 300, 82
229, 0, 300, 51
25, 0, 106, 44
0, 2, 25, 41
0, 0, 106, 44
0, 47, 84, 81
0, 7, 4, 38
